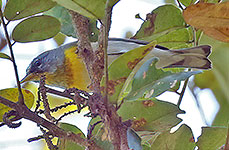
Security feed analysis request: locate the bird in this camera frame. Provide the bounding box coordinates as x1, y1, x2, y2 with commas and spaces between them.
20, 38, 211, 90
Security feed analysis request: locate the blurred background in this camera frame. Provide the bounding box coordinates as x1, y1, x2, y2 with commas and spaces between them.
0, 0, 228, 149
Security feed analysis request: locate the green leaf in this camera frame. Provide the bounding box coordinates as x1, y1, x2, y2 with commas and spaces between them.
127, 128, 142, 150
0, 88, 34, 122
0, 52, 11, 61
57, 123, 85, 150
52, 0, 106, 19
138, 131, 161, 149
133, 5, 185, 39
118, 100, 183, 132
150, 124, 195, 150
45, 5, 99, 42
94, 138, 114, 150
103, 42, 156, 103
196, 35, 229, 126
107, 0, 120, 7
125, 58, 201, 101
152, 28, 193, 49
53, 32, 67, 46
179, 0, 197, 7
4, 0, 56, 21
44, 5, 76, 38
206, 0, 221, 3
197, 126, 227, 150
133, 5, 192, 48
12, 15, 61, 43
88, 117, 114, 150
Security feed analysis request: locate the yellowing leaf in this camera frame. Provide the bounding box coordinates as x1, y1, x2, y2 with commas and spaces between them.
0, 52, 11, 61
183, 2, 229, 42
0, 88, 34, 121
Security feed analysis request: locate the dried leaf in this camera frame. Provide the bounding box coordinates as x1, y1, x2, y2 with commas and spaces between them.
183, 2, 229, 42
201, 27, 229, 42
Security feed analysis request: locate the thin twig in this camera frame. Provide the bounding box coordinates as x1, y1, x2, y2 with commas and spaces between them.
103, 1, 111, 109
225, 123, 229, 150
177, 77, 189, 107
2, 110, 21, 128
0, 95, 94, 148
40, 127, 58, 150
190, 27, 209, 125
176, 0, 184, 10
87, 120, 102, 139
34, 88, 42, 113
37, 101, 76, 114
56, 109, 78, 123
0, 10, 25, 105
39, 75, 54, 122
46, 87, 74, 99
28, 135, 44, 143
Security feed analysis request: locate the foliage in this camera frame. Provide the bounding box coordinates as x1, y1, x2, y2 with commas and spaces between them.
0, 88, 34, 121
0, 0, 228, 150
183, 2, 229, 42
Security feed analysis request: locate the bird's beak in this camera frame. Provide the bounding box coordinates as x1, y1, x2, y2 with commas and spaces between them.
20, 73, 38, 84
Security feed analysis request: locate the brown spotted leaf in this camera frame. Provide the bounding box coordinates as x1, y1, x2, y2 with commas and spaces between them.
125, 58, 202, 101
118, 99, 184, 132
149, 125, 195, 150
183, 2, 229, 42
102, 42, 156, 103
133, 5, 192, 48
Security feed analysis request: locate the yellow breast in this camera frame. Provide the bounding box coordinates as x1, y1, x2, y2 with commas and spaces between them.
45, 47, 91, 90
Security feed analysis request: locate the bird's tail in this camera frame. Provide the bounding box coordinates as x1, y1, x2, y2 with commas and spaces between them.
163, 45, 212, 69
107, 38, 212, 69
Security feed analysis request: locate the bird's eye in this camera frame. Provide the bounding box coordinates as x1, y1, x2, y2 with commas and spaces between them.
34, 60, 41, 66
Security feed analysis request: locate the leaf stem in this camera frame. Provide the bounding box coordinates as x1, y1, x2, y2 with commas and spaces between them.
103, 0, 111, 107
0, 10, 24, 105
177, 74, 189, 107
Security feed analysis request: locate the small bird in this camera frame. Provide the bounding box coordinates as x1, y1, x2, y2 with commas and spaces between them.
21, 38, 211, 90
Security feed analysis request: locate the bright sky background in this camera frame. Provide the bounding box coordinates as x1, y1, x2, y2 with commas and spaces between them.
0, 0, 219, 149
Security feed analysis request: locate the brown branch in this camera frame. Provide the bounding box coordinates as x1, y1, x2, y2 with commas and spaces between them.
46, 87, 74, 99
68, 11, 97, 90
69, 2, 130, 149
40, 127, 58, 150
39, 75, 54, 121
0, 96, 101, 149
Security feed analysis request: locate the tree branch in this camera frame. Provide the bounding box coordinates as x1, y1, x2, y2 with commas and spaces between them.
68, 11, 97, 90
0, 10, 25, 105
69, 2, 130, 149
0, 95, 101, 149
